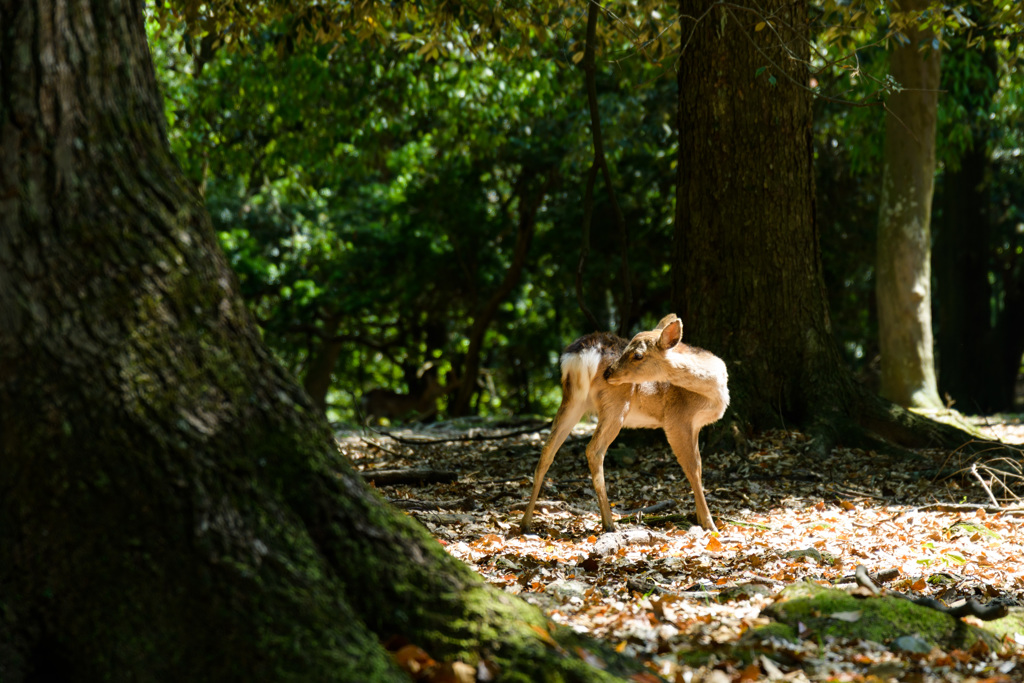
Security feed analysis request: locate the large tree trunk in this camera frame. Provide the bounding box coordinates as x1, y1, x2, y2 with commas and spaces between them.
674, 0, 841, 429
875, 1, 944, 410
0, 1, 631, 680
933, 30, 1022, 414
934, 144, 998, 411
672, 0, 970, 452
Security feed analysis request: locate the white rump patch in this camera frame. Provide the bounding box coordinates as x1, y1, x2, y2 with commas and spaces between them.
560, 347, 603, 400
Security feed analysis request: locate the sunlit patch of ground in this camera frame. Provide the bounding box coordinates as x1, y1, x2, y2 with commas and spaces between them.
341, 417, 1024, 681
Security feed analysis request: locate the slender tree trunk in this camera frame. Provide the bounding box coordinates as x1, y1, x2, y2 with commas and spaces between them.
993, 262, 1024, 410
580, 0, 633, 335
0, 1, 632, 680
673, 0, 972, 452
876, 1, 943, 410
451, 171, 551, 416
302, 313, 345, 412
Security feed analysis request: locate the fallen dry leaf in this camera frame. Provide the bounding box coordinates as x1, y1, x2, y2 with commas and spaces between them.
345, 419, 1024, 682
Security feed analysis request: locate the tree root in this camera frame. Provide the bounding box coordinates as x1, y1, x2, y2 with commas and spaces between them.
854, 564, 1008, 622
801, 382, 1008, 460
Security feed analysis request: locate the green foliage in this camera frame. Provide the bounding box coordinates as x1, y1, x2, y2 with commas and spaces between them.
147, 0, 1024, 419
148, 7, 678, 423
810, 2, 1024, 388
810, 5, 890, 374
154, 0, 682, 68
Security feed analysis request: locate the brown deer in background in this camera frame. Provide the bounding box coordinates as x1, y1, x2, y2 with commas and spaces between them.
360, 371, 459, 424
520, 314, 729, 534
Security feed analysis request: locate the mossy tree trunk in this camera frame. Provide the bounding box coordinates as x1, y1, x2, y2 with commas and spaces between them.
0, 1, 632, 680
672, 0, 971, 453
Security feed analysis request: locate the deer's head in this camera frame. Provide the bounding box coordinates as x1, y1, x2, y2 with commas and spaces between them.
603, 315, 682, 385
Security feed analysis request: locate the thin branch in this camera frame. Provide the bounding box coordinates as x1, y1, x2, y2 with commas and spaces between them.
580, 0, 632, 335
363, 421, 551, 445
970, 462, 1001, 508
576, 162, 602, 331
677, 4, 721, 72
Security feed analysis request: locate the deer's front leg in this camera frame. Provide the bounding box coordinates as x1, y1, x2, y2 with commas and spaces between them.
665, 424, 717, 532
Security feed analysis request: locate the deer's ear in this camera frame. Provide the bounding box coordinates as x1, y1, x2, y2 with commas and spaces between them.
654, 314, 678, 331
659, 319, 682, 349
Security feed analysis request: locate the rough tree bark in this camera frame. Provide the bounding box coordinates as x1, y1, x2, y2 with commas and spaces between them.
0, 1, 634, 680
876, 0, 944, 410
672, 0, 971, 452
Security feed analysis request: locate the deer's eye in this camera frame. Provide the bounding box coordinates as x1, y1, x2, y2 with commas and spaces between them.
632, 351, 644, 361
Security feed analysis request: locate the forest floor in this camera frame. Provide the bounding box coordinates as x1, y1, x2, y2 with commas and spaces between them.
340, 414, 1024, 683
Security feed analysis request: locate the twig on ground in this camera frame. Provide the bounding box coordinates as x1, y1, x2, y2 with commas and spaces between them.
619, 500, 675, 516
361, 469, 459, 486
915, 503, 1024, 516
366, 422, 551, 445
835, 566, 900, 586
359, 437, 405, 458
970, 462, 1001, 508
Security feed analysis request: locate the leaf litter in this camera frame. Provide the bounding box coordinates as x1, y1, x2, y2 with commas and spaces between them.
341, 416, 1024, 682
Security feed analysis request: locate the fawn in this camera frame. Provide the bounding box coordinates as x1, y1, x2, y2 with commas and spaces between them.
520, 314, 729, 533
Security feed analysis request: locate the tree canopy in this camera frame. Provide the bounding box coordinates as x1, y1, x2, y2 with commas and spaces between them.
145, 1, 1024, 426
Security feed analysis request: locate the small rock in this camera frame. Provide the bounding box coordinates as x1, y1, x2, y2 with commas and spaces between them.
783, 547, 822, 563
717, 583, 772, 602
868, 661, 906, 679
607, 446, 638, 466
545, 578, 590, 600
594, 528, 668, 556
891, 635, 931, 654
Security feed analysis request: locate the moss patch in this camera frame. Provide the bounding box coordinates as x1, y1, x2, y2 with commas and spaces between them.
748, 581, 1001, 651
980, 607, 1024, 643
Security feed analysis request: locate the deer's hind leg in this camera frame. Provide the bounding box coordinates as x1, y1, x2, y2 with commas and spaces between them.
521, 390, 589, 533
584, 413, 626, 532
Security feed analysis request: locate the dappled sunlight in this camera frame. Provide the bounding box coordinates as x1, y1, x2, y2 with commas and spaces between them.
342, 421, 1024, 680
